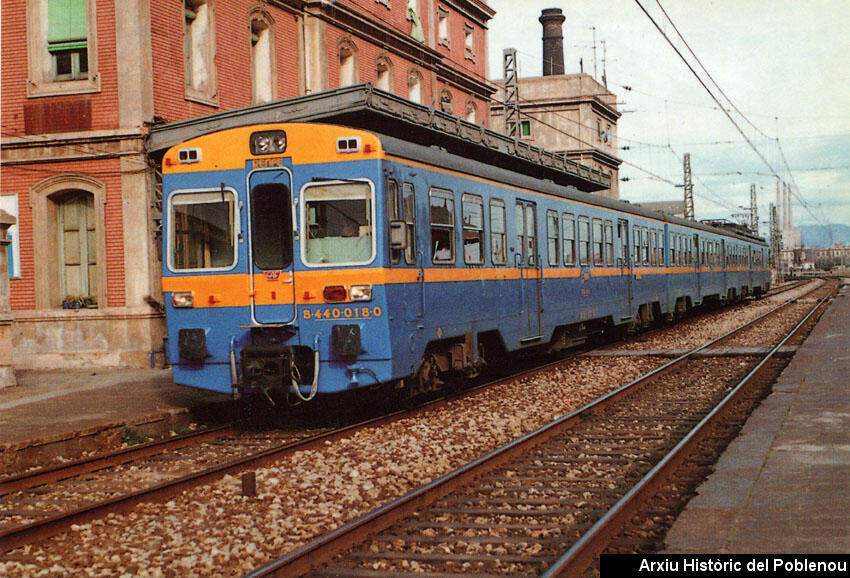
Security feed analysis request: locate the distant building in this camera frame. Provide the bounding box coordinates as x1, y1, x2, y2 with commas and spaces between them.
1, 0, 495, 370
490, 8, 622, 199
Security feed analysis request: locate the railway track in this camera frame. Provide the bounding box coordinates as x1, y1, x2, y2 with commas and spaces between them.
0, 280, 825, 573
247, 280, 836, 577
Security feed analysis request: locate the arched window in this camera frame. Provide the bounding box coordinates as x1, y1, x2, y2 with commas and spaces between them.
376, 55, 393, 92
250, 12, 276, 104
338, 39, 359, 87
56, 191, 97, 304
408, 69, 423, 104
465, 100, 477, 123
30, 175, 106, 309
184, 0, 218, 103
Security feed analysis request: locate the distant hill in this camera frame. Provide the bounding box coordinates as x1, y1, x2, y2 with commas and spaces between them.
798, 224, 850, 248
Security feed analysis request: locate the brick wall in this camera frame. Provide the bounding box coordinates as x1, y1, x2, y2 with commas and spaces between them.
2, 159, 125, 310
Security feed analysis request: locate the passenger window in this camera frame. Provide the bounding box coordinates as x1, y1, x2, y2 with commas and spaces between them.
578, 216, 590, 266
633, 226, 642, 265
547, 210, 559, 266
462, 193, 484, 265
650, 229, 657, 266
170, 190, 237, 271
402, 182, 416, 265
671, 234, 677, 265
430, 188, 455, 263
642, 227, 650, 264
562, 213, 575, 266
303, 181, 374, 265
592, 218, 603, 266
604, 221, 614, 266
387, 178, 401, 265
489, 199, 506, 265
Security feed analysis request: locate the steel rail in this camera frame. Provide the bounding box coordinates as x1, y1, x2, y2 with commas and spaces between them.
0, 424, 238, 495
543, 287, 835, 576
246, 289, 820, 577
0, 351, 591, 555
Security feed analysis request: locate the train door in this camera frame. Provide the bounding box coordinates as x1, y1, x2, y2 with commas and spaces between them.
394, 180, 422, 321
248, 169, 296, 324
617, 219, 633, 319
694, 233, 702, 303
515, 200, 542, 341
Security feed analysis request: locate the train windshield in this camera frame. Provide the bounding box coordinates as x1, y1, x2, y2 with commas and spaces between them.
303, 181, 374, 265
168, 190, 237, 271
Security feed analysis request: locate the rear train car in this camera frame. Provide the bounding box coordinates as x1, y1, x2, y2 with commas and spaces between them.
161, 122, 769, 400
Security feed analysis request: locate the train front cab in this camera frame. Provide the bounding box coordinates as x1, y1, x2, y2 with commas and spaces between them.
162, 124, 395, 399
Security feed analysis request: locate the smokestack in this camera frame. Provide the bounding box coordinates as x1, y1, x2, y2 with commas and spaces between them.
540, 8, 566, 76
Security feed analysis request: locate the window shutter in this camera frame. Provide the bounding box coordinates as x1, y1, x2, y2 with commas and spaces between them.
48, 0, 87, 53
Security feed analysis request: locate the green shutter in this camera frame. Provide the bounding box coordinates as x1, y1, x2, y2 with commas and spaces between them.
48, 0, 87, 52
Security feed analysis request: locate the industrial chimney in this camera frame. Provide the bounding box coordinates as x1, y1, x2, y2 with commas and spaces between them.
540, 8, 566, 76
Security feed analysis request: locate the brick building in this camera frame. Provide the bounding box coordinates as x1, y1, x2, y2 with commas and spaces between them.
1, 0, 495, 370
490, 8, 622, 200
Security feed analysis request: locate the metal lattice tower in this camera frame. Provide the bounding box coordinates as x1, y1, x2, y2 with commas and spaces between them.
770, 203, 782, 276
750, 184, 759, 234
503, 48, 521, 140
683, 153, 694, 220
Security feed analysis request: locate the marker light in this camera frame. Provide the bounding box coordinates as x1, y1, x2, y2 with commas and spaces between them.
349, 285, 373, 301
323, 285, 347, 302
171, 292, 195, 308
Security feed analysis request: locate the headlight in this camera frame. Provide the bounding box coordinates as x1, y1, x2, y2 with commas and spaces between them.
171, 292, 194, 308
349, 285, 372, 301
250, 130, 287, 155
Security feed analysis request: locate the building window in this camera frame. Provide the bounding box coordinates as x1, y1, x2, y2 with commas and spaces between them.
0, 196, 20, 279
462, 194, 484, 265
184, 0, 218, 104
430, 188, 454, 263
27, 0, 100, 97
437, 6, 449, 47
490, 199, 506, 265
57, 191, 97, 306
520, 119, 532, 137
48, 0, 88, 80
376, 55, 393, 92
463, 23, 474, 60
250, 13, 275, 105
338, 39, 359, 87
408, 69, 423, 104
465, 101, 477, 123
407, 0, 425, 42
439, 89, 453, 114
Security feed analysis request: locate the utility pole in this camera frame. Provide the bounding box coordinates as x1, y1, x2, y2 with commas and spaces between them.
770, 203, 782, 280
503, 48, 521, 140
750, 184, 758, 235
683, 153, 694, 221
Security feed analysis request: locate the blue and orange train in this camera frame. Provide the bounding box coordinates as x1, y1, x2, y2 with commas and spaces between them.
161, 122, 770, 401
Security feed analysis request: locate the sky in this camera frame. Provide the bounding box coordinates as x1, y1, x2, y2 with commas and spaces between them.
485, 0, 850, 237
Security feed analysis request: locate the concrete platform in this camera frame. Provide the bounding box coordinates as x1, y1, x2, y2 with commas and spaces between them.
0, 368, 230, 473
665, 282, 850, 553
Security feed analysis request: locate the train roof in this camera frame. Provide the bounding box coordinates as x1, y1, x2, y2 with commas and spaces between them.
148, 84, 610, 193
148, 84, 765, 247
376, 132, 768, 246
